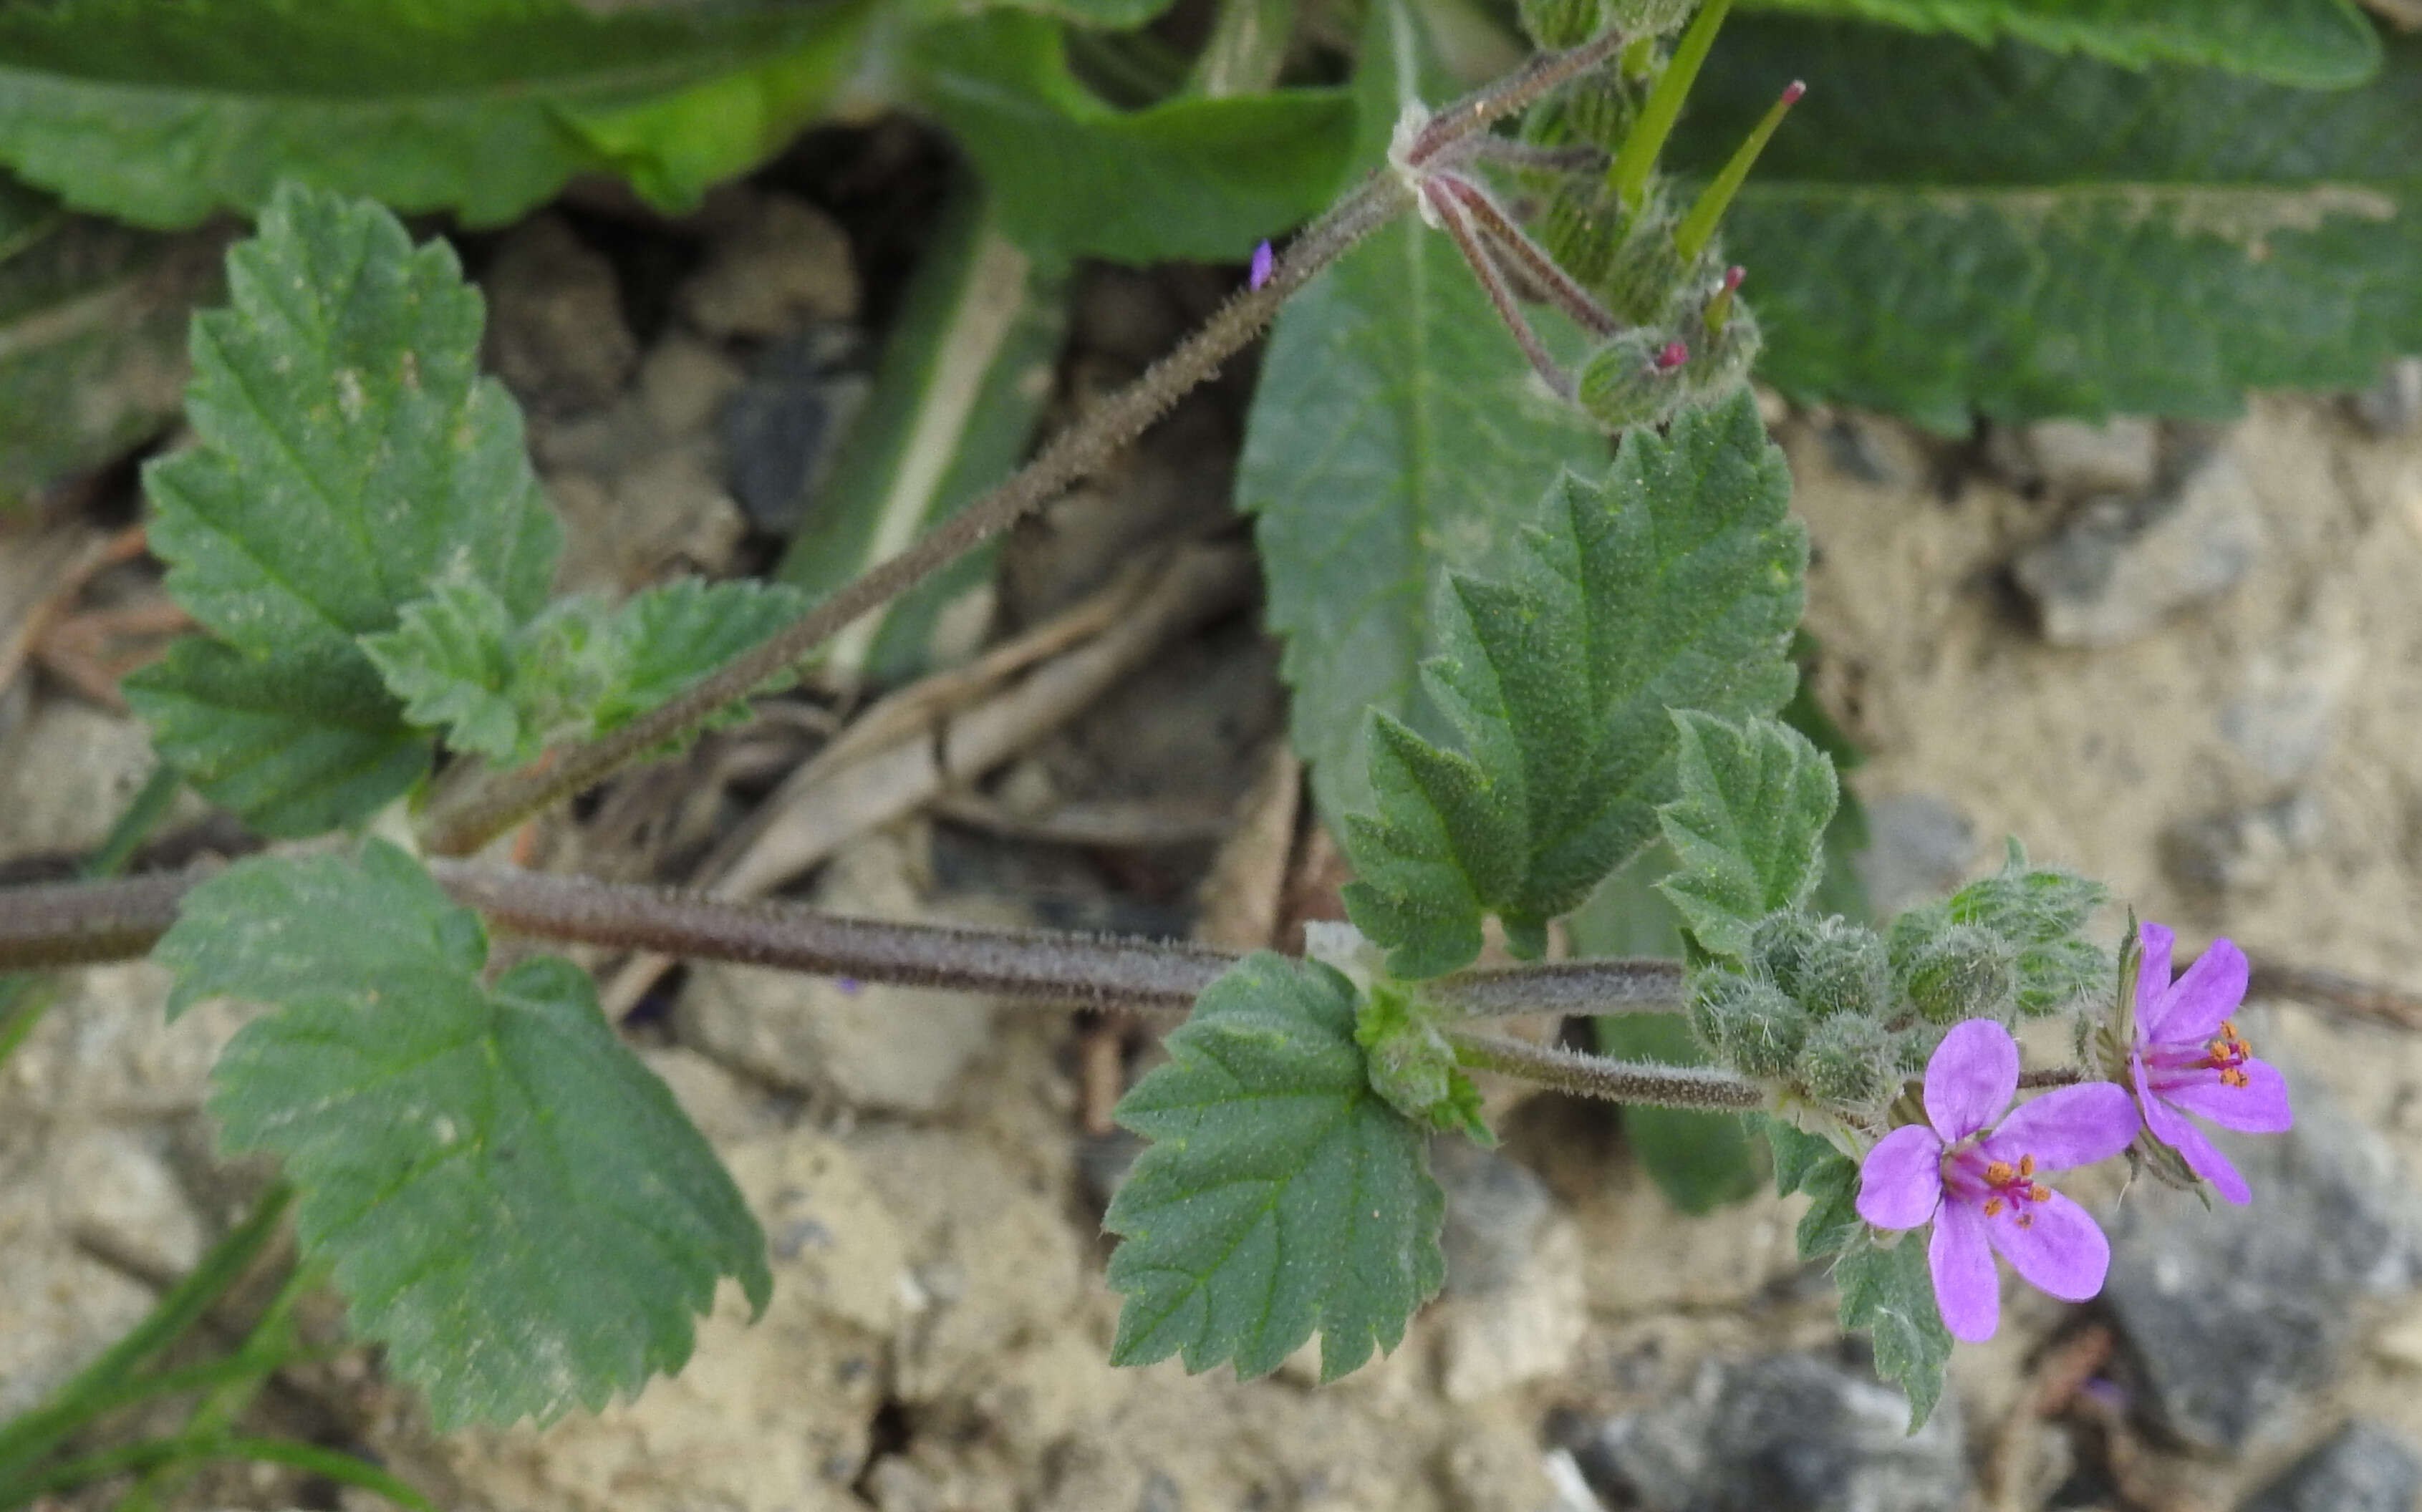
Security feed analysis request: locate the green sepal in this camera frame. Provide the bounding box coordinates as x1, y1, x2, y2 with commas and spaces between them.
1354, 979, 1495, 1146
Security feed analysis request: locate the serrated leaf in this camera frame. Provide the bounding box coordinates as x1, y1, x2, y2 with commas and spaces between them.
155, 841, 769, 1430
124, 640, 432, 840
1240, 0, 1607, 836
137, 182, 556, 830
1764, 1115, 1838, 1196
0, 0, 877, 229
1338, 392, 1806, 979
1568, 865, 1764, 1213
365, 576, 809, 766
908, 12, 1353, 264
1834, 1236, 1954, 1430
1104, 952, 1445, 1382
1742, 0, 2379, 86
1654, 712, 1838, 961
1670, 19, 2422, 427
1794, 1156, 1864, 1258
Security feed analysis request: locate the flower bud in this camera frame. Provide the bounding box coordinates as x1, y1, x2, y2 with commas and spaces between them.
1578, 327, 1688, 431
1691, 971, 1808, 1079
1798, 1014, 1893, 1110
1903, 924, 2019, 1024
1754, 913, 1889, 1020
1517, 0, 1603, 51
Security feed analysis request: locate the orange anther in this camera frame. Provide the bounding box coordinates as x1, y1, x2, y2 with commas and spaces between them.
2016, 1212, 2035, 1228
2017, 1154, 2037, 1178
1983, 1197, 2005, 1218
2027, 1183, 2050, 1203
1984, 1160, 2015, 1186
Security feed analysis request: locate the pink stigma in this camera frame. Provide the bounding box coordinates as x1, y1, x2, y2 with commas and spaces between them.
1722, 266, 1746, 293
1781, 80, 1807, 105
1654, 341, 1689, 372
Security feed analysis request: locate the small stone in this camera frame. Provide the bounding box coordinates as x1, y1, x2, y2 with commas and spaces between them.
2162, 792, 2325, 894
1818, 414, 1916, 485
637, 332, 747, 438
718, 326, 869, 532
1569, 1352, 1969, 1512
2100, 1063, 2422, 1457
2012, 442, 2262, 646
2220, 620, 2360, 783
0, 703, 170, 861
54, 1125, 206, 1276
2239, 1423, 2421, 1512
677, 190, 860, 339
1989, 417, 2161, 497
1429, 1148, 1587, 1401
2350, 357, 2422, 437
480, 213, 637, 416
1850, 792, 1974, 917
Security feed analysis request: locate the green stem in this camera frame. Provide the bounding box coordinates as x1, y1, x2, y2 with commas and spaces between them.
1606, 0, 1734, 210
3, 1434, 429, 1512
0, 1185, 292, 1479
1447, 1028, 1765, 1109
115, 1261, 324, 1511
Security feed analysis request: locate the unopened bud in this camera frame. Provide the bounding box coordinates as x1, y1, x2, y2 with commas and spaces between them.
1796, 920, 1893, 1021
1578, 327, 1688, 431
1691, 971, 1808, 1080
1903, 924, 2019, 1024
1798, 1014, 1893, 1110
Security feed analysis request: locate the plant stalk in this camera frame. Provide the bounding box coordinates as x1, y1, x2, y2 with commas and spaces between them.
1447, 1027, 1765, 1108
420, 170, 1413, 859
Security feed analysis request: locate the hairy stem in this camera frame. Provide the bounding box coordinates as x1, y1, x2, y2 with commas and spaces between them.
1404, 26, 1636, 167
1427, 180, 1573, 397
1447, 1028, 1765, 1109
1437, 175, 1623, 337
421, 172, 1412, 858
1429, 958, 1684, 1017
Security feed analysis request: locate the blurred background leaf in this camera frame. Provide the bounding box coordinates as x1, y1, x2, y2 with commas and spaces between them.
1742, 0, 2380, 84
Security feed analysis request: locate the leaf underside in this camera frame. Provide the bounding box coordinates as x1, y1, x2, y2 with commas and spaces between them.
0, 0, 877, 228
155, 841, 769, 1431
1104, 953, 1445, 1383
1338, 391, 1807, 979
1741, 0, 2380, 86
1672, 17, 2422, 427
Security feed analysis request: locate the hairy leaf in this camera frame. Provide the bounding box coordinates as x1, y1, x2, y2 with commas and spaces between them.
1763, 1116, 1840, 1196
1571, 858, 1762, 1214
364, 576, 809, 765
1656, 712, 1838, 961
125, 641, 431, 840
1671, 19, 2422, 427
1834, 1236, 1955, 1430
1239, 0, 1606, 829
0, 0, 877, 228
1742, 0, 2379, 85
1104, 953, 1445, 1382
131, 183, 557, 830
1339, 392, 1805, 979
155, 842, 769, 1430
1793, 1155, 1865, 1258
910, 13, 1353, 263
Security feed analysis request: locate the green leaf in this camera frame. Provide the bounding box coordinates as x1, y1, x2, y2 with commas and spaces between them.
1793, 1155, 1864, 1258
1104, 953, 1445, 1382
1570, 860, 1763, 1215
363, 576, 809, 766
778, 177, 1066, 684
1763, 1115, 1838, 1196
0, 184, 216, 508
1338, 392, 1806, 979
155, 841, 770, 1430
1654, 712, 1838, 961
1740, 0, 2380, 86
908, 12, 1353, 264
0, 0, 878, 228
1833, 1236, 1954, 1430
123, 641, 431, 840
1240, 0, 1607, 835
1670, 19, 2422, 427
135, 182, 556, 830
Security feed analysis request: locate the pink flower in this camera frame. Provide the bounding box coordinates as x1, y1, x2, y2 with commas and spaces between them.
2128, 923, 2293, 1204
1857, 1020, 2139, 1342
1249, 240, 1275, 291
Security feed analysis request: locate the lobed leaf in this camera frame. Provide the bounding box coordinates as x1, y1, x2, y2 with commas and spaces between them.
1338, 392, 1806, 979
1654, 712, 1838, 961
908, 13, 1354, 264
0, 0, 878, 228
1741, 0, 2380, 86
1669, 19, 2422, 427
155, 842, 770, 1430
129, 182, 556, 831
1833, 1236, 1955, 1430
1104, 953, 1445, 1382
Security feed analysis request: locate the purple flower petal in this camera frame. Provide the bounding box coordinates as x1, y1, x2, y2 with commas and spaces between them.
1929, 1200, 2000, 1342
2160, 1057, 2293, 1133
1858, 1125, 1946, 1230
1248, 240, 1275, 291
1987, 1082, 2140, 1171
1985, 1190, 2110, 1303
1924, 1019, 2018, 1141
2136, 1058, 2252, 1204
2135, 921, 2176, 1021
2144, 937, 2248, 1045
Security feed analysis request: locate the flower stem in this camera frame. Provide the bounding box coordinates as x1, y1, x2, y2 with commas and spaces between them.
420, 170, 1412, 859
1404, 26, 1637, 168
1446, 1028, 1765, 1109
1428, 958, 1684, 1017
